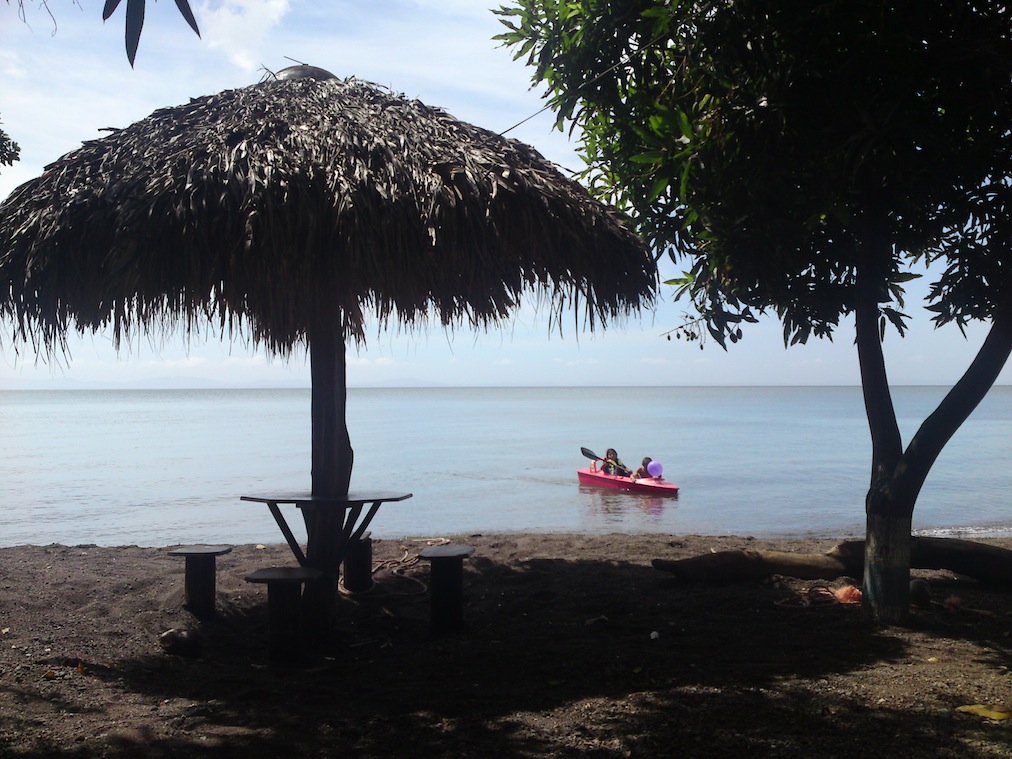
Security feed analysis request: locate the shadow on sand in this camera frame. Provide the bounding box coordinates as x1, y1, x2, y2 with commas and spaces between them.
0, 537, 1008, 757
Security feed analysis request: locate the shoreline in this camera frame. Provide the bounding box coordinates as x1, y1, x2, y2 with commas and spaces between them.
2, 530, 1009, 554
4, 524, 1012, 551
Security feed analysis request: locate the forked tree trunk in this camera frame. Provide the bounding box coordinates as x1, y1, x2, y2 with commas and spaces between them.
853, 247, 1012, 625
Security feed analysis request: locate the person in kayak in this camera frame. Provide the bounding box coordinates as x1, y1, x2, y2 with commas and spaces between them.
603, 449, 631, 476
632, 457, 654, 480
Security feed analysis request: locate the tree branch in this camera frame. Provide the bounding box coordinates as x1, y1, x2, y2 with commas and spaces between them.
855, 247, 902, 482
895, 305, 1012, 505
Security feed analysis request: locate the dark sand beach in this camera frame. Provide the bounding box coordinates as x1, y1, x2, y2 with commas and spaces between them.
0, 533, 1009, 757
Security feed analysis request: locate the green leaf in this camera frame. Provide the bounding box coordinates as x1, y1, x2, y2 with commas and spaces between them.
678, 160, 691, 198
517, 38, 536, 59
173, 0, 200, 36
125, 0, 145, 67
494, 29, 522, 43
647, 175, 669, 203
882, 307, 909, 336
707, 323, 727, 347
102, 0, 124, 21
892, 272, 921, 283
630, 151, 665, 164
677, 110, 692, 140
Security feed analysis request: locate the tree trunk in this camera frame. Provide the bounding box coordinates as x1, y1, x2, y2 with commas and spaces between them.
301, 305, 355, 646
857, 305, 913, 627
309, 306, 354, 500
862, 509, 913, 624
858, 306, 1012, 623
854, 239, 911, 623
822, 243, 1012, 623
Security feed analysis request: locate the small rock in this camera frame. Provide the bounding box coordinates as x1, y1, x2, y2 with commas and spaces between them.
158, 628, 202, 658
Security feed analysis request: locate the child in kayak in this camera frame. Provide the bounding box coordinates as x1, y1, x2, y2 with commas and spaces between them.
603, 449, 631, 476
632, 457, 654, 479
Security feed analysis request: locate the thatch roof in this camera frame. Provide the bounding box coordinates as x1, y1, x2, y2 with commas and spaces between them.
0, 71, 655, 356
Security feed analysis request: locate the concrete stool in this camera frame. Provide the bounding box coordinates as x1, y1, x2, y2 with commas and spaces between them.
244, 567, 323, 663
342, 532, 374, 593
168, 545, 232, 618
419, 544, 475, 634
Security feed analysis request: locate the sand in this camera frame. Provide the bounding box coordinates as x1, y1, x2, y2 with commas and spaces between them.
0, 533, 1009, 758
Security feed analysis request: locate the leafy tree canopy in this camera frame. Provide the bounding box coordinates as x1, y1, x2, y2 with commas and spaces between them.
0, 121, 19, 170
499, 0, 1012, 623
496, 0, 1012, 347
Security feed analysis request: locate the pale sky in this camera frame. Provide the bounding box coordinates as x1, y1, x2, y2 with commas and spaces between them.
0, 1, 1006, 389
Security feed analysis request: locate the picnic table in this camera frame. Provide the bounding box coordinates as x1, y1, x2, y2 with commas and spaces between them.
240, 491, 413, 570
241, 491, 414, 649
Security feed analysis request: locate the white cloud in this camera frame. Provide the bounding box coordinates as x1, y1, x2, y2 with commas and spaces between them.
198, 0, 291, 72
0, 49, 28, 80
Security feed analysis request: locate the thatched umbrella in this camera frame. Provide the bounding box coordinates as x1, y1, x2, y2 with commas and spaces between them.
0, 65, 654, 628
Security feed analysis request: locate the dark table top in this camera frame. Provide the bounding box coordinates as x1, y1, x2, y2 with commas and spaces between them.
240, 492, 413, 507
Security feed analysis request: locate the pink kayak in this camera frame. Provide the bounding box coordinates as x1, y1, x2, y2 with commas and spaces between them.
577, 467, 680, 496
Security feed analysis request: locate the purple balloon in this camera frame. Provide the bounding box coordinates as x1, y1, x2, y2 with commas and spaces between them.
646, 460, 663, 477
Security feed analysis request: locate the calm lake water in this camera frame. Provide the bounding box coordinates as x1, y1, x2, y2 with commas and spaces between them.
1, 386, 1009, 547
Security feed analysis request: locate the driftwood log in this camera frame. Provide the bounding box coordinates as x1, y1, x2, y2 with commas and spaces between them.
652, 537, 1012, 586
